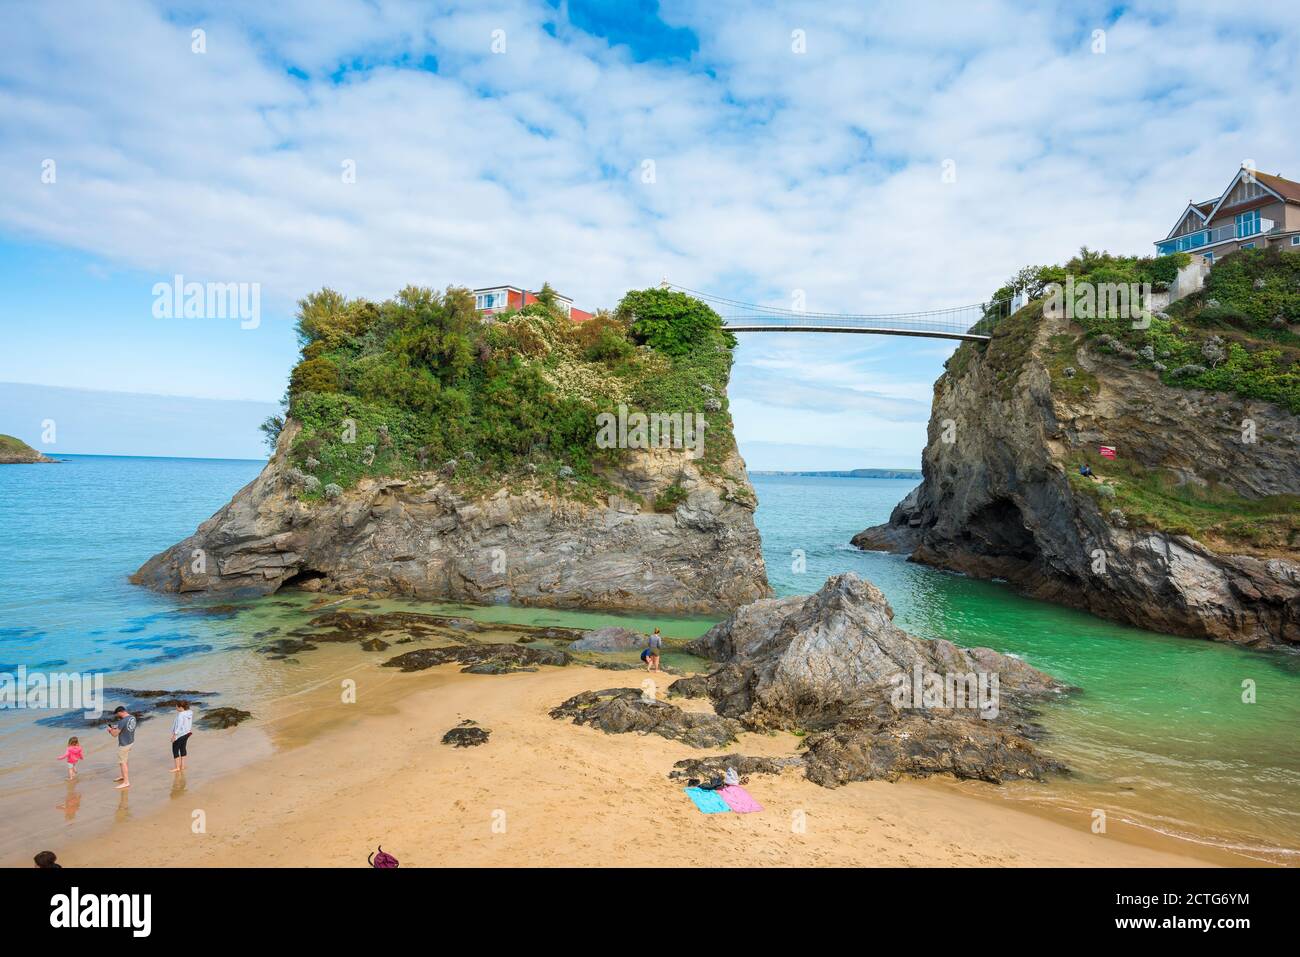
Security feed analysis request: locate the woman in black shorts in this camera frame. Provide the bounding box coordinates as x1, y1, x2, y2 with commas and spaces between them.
171, 700, 194, 772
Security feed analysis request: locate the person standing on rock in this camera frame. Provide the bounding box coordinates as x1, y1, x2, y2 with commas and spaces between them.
107, 706, 136, 790
170, 701, 194, 773
641, 647, 661, 672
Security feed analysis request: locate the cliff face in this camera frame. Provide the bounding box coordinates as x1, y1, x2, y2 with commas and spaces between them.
131, 420, 771, 615
853, 307, 1300, 648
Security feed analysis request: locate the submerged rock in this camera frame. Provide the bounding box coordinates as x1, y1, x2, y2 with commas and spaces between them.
549, 687, 741, 748
199, 707, 252, 729
442, 719, 490, 747
382, 643, 570, 673
569, 626, 645, 652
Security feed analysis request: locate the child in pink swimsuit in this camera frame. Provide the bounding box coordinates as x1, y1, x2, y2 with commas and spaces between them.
60, 737, 84, 779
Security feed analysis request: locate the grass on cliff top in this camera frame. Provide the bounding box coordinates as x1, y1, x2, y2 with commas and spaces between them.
0, 434, 38, 455
270, 284, 743, 501
1069, 448, 1300, 554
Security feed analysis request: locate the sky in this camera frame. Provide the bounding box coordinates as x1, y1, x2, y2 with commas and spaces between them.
1, 0, 1298, 463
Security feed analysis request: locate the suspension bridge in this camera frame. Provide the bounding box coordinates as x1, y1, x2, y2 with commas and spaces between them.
663, 282, 1007, 342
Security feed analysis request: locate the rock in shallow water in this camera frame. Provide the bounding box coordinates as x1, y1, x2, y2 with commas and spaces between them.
383, 643, 570, 674
199, 707, 252, 729
569, 626, 645, 652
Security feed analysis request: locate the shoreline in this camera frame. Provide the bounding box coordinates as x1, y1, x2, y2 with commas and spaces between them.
4, 660, 1257, 869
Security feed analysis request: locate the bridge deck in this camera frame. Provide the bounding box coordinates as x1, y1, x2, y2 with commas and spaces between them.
723, 324, 989, 342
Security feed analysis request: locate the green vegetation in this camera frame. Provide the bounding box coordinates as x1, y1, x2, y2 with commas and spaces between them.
964, 246, 1300, 412
1069, 448, 1299, 553
278, 283, 739, 499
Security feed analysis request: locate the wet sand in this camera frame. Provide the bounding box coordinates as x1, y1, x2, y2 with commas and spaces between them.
8, 660, 1239, 868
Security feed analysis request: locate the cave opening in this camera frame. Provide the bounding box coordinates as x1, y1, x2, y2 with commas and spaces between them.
960, 498, 1039, 561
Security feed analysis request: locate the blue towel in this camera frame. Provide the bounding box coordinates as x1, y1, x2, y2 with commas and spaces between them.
684, 787, 732, 814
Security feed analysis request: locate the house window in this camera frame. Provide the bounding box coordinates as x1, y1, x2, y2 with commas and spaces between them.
1204, 252, 1214, 263
1241, 242, 1256, 250
1235, 210, 1260, 237
1291, 235, 1300, 246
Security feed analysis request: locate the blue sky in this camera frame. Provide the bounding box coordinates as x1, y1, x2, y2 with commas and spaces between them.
1, 0, 1298, 463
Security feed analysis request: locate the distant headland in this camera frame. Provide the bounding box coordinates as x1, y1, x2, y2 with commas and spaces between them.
751, 468, 923, 479
0, 434, 55, 464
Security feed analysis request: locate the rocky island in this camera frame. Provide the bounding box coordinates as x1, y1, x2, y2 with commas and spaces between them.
0, 434, 55, 463
855, 248, 1300, 647
133, 285, 770, 614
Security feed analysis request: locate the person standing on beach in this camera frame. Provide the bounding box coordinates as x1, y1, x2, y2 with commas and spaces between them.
170, 701, 193, 773
107, 706, 136, 790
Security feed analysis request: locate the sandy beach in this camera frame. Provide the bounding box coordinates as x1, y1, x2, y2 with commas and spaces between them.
11, 658, 1238, 869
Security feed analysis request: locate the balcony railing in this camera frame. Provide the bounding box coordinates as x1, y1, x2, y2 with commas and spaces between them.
1156, 217, 1276, 255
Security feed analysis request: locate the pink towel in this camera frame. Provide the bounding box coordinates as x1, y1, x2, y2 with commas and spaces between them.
718, 785, 763, 813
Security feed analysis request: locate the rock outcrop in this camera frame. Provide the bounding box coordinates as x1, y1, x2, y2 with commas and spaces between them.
853, 307, 1300, 647
549, 687, 742, 748
131, 420, 770, 615
684, 574, 1067, 785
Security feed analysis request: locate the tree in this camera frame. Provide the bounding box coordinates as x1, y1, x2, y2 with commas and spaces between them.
615, 288, 733, 355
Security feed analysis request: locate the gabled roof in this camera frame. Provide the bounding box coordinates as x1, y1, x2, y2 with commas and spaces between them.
1203, 166, 1299, 223
1252, 170, 1300, 203
1163, 167, 1300, 240
1163, 201, 1211, 240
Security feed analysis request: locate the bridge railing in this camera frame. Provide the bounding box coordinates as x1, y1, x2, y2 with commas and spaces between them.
664, 283, 1007, 340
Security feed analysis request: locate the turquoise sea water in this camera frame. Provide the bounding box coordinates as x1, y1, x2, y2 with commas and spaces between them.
1, 458, 1298, 861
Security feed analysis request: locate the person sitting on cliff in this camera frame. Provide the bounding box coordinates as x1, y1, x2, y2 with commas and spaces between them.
641, 647, 661, 672
1079, 464, 1094, 478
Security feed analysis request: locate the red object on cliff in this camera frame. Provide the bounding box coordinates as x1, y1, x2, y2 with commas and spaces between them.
472, 285, 593, 322
1099, 446, 1117, 459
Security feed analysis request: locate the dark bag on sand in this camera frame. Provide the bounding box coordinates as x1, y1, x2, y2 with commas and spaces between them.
698, 776, 725, 791
368, 845, 399, 868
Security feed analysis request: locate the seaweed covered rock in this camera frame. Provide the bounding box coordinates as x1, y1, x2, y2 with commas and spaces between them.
441, 720, 490, 747
798, 703, 1065, 786
667, 753, 802, 781
382, 643, 570, 674
199, 707, 252, 729
549, 687, 740, 748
